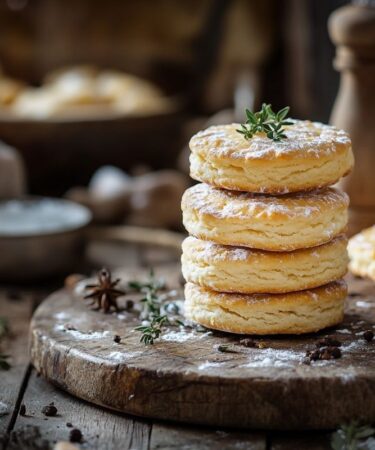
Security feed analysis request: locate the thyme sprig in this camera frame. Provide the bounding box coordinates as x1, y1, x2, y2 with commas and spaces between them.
331, 422, 375, 450
136, 316, 168, 345
129, 270, 180, 345
128, 269, 165, 320
237, 104, 292, 142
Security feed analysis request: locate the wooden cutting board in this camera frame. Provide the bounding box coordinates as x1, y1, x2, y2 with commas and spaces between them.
30, 267, 375, 430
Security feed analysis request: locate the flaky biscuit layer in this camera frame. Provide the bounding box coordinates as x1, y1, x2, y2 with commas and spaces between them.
182, 235, 348, 294
348, 225, 375, 281
181, 183, 349, 251
184, 281, 346, 335
189, 121, 353, 193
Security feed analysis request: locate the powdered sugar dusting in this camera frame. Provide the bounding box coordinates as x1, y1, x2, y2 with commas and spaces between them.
182, 183, 348, 220
198, 361, 225, 371
336, 329, 352, 335
190, 120, 351, 161
54, 311, 70, 320
183, 235, 345, 263
108, 351, 143, 361
55, 324, 111, 340
161, 329, 211, 343
241, 348, 303, 368
356, 300, 374, 309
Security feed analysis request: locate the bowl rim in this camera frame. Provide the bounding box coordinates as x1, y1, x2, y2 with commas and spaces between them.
0, 196, 92, 238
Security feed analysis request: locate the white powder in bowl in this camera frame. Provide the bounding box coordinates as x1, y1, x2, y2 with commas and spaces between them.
0, 198, 91, 236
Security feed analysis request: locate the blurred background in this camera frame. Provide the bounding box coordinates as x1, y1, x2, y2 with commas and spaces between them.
1, 0, 374, 251
0, 0, 346, 190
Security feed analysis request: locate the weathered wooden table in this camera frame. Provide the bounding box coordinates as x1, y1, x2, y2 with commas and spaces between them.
0, 240, 372, 450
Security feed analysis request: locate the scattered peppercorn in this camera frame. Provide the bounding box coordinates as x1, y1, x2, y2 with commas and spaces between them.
306, 349, 321, 361
125, 299, 134, 310
70, 428, 83, 443
363, 330, 374, 342
113, 335, 121, 343
66, 422, 73, 428
306, 346, 341, 361
320, 346, 342, 360
19, 404, 26, 416
42, 402, 57, 417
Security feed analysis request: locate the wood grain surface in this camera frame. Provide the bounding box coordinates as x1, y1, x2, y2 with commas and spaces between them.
29, 267, 375, 430
0, 291, 34, 440
0, 240, 373, 448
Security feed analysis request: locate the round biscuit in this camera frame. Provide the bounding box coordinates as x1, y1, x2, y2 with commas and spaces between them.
181, 183, 349, 251
189, 121, 353, 193
184, 281, 347, 335
182, 235, 348, 294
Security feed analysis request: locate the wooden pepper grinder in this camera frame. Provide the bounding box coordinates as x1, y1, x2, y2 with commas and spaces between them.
329, 1, 375, 235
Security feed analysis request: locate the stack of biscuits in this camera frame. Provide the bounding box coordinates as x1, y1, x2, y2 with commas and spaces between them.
181, 120, 354, 334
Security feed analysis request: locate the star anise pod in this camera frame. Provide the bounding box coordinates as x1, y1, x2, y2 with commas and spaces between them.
84, 268, 125, 313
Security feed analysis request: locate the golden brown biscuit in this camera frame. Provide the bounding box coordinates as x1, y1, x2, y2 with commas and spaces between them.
189, 121, 353, 193
184, 281, 347, 335
181, 183, 349, 251
181, 235, 348, 294
348, 225, 375, 281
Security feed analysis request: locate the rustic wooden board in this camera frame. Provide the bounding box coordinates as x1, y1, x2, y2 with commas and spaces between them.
29, 270, 375, 431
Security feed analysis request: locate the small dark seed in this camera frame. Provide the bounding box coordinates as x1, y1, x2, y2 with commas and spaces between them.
19, 404, 26, 416
113, 335, 121, 343
320, 349, 332, 360
70, 428, 83, 443
125, 299, 134, 310
239, 338, 257, 348
309, 350, 321, 361
364, 330, 374, 342
66, 422, 73, 428
330, 347, 342, 359
42, 403, 57, 417
320, 346, 342, 360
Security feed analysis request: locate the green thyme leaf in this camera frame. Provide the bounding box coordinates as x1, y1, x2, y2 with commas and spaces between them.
237, 103, 292, 142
